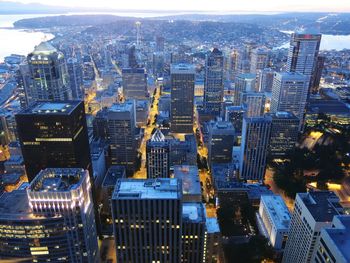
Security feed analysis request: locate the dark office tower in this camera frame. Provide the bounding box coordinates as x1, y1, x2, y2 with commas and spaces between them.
240, 115, 272, 181
67, 57, 84, 99
153, 52, 165, 77
112, 178, 182, 263
146, 129, 170, 178
0, 169, 99, 262
258, 68, 275, 92
225, 105, 246, 136
203, 48, 224, 115
269, 112, 299, 158
287, 32, 321, 76
182, 203, 206, 263
208, 121, 235, 167
24, 42, 71, 104
128, 45, 138, 68
233, 73, 256, 105
156, 36, 165, 52
122, 68, 147, 100
170, 64, 195, 133
310, 55, 325, 94
107, 100, 137, 175
15, 101, 91, 181
241, 92, 266, 117
271, 72, 309, 128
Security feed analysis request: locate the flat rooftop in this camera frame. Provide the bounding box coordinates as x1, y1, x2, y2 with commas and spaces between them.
182, 202, 205, 223
102, 166, 126, 188
113, 178, 181, 200
299, 191, 342, 222
18, 101, 81, 115
109, 100, 134, 113
323, 216, 350, 262
261, 195, 291, 230
173, 165, 201, 196
206, 217, 220, 233
29, 168, 85, 193
170, 63, 195, 74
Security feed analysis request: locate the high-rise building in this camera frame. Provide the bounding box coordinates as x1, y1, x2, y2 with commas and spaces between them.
23, 42, 71, 104
170, 64, 195, 133
111, 178, 182, 263
128, 45, 138, 68
282, 191, 343, 263
203, 48, 224, 115
269, 112, 299, 158
182, 202, 206, 263
224, 105, 246, 136
240, 115, 272, 181
122, 68, 147, 100
169, 135, 197, 167
241, 92, 266, 117
233, 73, 256, 105
287, 32, 321, 77
258, 68, 275, 92
205, 217, 225, 263
173, 165, 202, 203
107, 100, 137, 175
146, 129, 170, 178
250, 47, 269, 74
67, 57, 84, 99
271, 72, 309, 128
208, 121, 235, 166
258, 195, 291, 249
312, 215, 350, 263
15, 101, 91, 181
0, 168, 99, 262
310, 55, 325, 94
156, 36, 165, 52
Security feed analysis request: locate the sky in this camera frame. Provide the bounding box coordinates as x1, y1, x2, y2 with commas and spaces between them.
3, 0, 350, 12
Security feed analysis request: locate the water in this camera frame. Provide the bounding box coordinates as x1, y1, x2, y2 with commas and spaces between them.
277, 31, 350, 51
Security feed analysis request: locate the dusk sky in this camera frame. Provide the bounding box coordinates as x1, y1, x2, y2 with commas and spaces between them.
3, 0, 350, 12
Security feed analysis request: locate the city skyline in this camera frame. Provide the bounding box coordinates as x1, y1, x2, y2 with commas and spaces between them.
1, 0, 350, 12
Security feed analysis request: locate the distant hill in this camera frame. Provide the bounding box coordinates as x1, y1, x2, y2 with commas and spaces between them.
0, 1, 72, 14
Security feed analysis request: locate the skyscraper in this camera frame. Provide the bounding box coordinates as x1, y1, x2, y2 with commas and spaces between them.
146, 129, 170, 178
0, 168, 99, 262
224, 105, 246, 136
310, 55, 325, 94
240, 115, 272, 181
269, 112, 299, 158
282, 191, 343, 263
67, 57, 84, 99
250, 47, 269, 74
241, 92, 266, 117
111, 178, 182, 263
271, 72, 309, 128
208, 121, 235, 167
122, 67, 147, 100
287, 32, 321, 76
203, 48, 224, 115
23, 42, 71, 104
233, 73, 256, 105
15, 101, 91, 181
107, 100, 137, 175
170, 64, 195, 133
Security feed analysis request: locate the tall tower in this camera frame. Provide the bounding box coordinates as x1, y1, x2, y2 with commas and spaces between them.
122, 67, 147, 100
241, 92, 266, 117
135, 21, 141, 49
146, 129, 170, 178
111, 178, 182, 263
67, 57, 84, 99
240, 115, 272, 181
170, 64, 195, 134
15, 101, 91, 182
24, 42, 71, 104
250, 47, 269, 74
282, 191, 342, 263
107, 100, 137, 175
203, 48, 224, 115
233, 73, 256, 105
271, 72, 309, 128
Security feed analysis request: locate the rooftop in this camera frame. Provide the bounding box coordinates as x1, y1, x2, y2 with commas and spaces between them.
261, 195, 291, 230
29, 168, 86, 193
31, 42, 57, 55
109, 100, 134, 113
322, 215, 350, 262
206, 217, 221, 233
299, 191, 343, 222
170, 63, 195, 74
182, 202, 205, 223
102, 166, 126, 188
274, 111, 298, 119
173, 165, 201, 197
18, 101, 81, 115
113, 178, 181, 200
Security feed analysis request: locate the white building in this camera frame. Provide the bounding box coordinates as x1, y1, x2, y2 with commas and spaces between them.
258, 195, 291, 249
312, 215, 350, 263
282, 191, 343, 263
